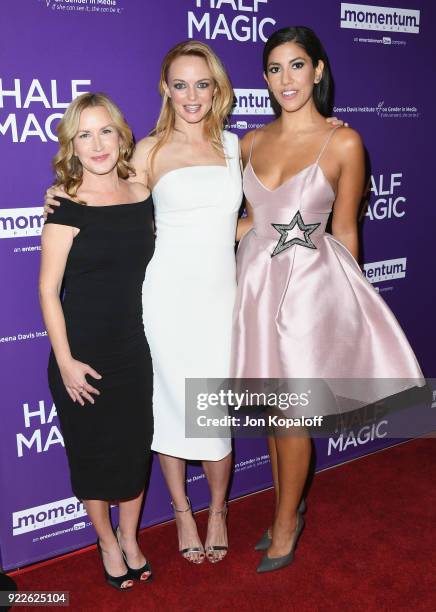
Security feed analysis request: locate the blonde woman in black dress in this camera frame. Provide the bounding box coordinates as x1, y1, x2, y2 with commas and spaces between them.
39, 93, 154, 590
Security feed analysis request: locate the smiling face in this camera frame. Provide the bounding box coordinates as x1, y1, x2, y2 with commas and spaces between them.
73, 105, 121, 176
264, 41, 324, 114
164, 54, 216, 125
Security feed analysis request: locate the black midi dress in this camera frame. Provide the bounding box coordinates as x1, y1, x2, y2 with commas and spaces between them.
46, 196, 155, 500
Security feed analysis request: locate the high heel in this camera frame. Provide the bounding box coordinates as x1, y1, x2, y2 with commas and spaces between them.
171, 496, 205, 564
205, 503, 228, 563
96, 539, 134, 591
254, 529, 272, 553
254, 498, 306, 551
115, 527, 153, 583
256, 512, 305, 574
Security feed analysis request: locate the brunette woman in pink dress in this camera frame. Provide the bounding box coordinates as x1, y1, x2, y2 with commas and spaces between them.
232, 26, 424, 573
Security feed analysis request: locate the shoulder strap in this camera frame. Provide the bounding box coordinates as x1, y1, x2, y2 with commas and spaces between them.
316, 125, 340, 165
248, 130, 257, 163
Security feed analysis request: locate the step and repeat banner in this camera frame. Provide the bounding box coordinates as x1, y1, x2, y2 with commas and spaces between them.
1, 0, 434, 569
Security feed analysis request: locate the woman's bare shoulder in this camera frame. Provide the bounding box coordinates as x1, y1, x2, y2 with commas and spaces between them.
240, 129, 259, 161
331, 125, 363, 152
240, 129, 256, 146
128, 180, 150, 201
130, 136, 159, 181
134, 135, 159, 156
329, 127, 365, 178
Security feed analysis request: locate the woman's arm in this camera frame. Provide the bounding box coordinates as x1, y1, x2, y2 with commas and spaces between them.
236, 131, 256, 242
331, 128, 365, 260
39, 225, 101, 405
128, 136, 158, 187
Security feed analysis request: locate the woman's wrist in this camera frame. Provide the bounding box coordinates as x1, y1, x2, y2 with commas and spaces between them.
56, 352, 73, 368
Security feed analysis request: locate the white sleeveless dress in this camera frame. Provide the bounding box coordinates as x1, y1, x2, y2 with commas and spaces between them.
142, 130, 242, 460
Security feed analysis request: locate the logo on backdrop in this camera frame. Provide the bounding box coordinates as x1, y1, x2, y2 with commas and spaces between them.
187, 0, 276, 42
340, 3, 420, 34
0, 78, 91, 142
375, 101, 419, 119
0, 207, 44, 238
333, 102, 419, 119
232, 89, 273, 115
38, 0, 125, 15
16, 400, 64, 458
328, 403, 389, 455
13, 496, 86, 535
234, 453, 270, 475
365, 173, 406, 221
228, 120, 266, 131
328, 420, 388, 455
363, 258, 407, 284
1, 330, 47, 345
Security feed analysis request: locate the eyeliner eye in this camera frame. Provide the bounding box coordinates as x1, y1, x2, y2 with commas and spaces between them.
102, 129, 112, 134
174, 83, 186, 89
197, 82, 210, 89
78, 133, 89, 139
292, 62, 305, 69
269, 66, 280, 74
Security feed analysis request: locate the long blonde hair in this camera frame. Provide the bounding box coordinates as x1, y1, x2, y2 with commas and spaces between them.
53, 92, 135, 199
150, 40, 234, 168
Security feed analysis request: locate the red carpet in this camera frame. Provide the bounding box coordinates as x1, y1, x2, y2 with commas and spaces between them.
12, 438, 436, 611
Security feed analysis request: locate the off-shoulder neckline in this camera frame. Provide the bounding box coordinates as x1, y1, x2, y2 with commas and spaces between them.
55, 194, 152, 208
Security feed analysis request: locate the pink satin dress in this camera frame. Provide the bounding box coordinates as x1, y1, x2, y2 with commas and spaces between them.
231, 127, 424, 412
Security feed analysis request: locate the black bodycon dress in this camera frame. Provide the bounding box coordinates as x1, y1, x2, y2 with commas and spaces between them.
46, 196, 154, 500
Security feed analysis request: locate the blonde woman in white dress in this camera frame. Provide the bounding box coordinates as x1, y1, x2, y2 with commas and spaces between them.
130, 41, 241, 564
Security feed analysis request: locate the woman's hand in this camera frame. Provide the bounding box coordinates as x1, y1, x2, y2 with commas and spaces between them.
58, 357, 102, 406
43, 185, 66, 220
326, 116, 349, 127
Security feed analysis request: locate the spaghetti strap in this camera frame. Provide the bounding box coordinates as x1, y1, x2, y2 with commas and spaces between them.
248, 130, 257, 163
316, 125, 340, 165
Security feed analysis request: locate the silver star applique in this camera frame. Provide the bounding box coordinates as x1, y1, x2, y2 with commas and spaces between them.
271, 211, 321, 258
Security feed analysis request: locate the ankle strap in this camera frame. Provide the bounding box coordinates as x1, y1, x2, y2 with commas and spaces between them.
171, 496, 191, 513
209, 502, 228, 516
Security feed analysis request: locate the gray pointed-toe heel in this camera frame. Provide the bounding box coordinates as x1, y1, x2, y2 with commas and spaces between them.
254, 529, 271, 552
256, 512, 305, 574
254, 498, 307, 551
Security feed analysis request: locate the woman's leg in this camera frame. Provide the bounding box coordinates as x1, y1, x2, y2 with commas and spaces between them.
159, 453, 204, 561
117, 490, 151, 580
268, 429, 311, 558
83, 499, 133, 589
203, 452, 232, 561
268, 432, 280, 502
260, 434, 280, 538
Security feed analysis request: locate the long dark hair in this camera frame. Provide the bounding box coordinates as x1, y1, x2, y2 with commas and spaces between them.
263, 26, 334, 117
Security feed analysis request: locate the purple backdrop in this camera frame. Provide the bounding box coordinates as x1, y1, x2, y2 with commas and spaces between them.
1, 0, 434, 570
